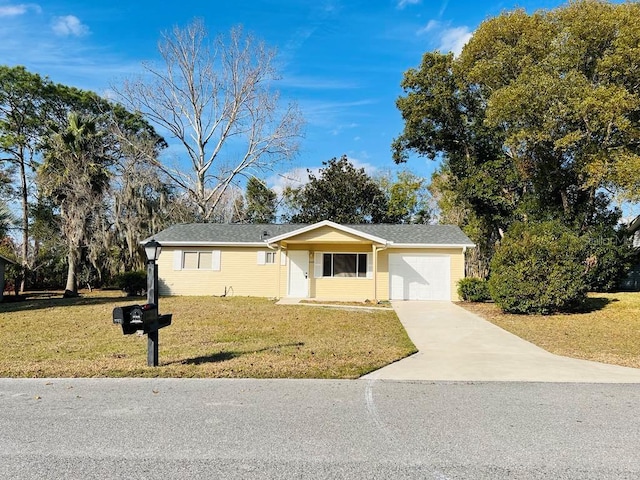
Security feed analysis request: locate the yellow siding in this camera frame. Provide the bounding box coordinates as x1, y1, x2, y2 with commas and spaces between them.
159, 247, 281, 297
376, 248, 466, 302
313, 277, 375, 301
284, 226, 370, 244
450, 250, 465, 301
159, 244, 467, 302
376, 250, 389, 301
289, 244, 371, 253
278, 249, 288, 298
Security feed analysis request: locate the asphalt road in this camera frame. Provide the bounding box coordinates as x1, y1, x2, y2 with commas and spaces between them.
1, 378, 639, 479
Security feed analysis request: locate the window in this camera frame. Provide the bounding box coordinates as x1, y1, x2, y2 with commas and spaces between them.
173, 250, 220, 271
183, 251, 212, 270
321, 253, 368, 278
257, 251, 276, 265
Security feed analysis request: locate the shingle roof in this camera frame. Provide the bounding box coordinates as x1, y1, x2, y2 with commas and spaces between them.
146, 223, 301, 244
145, 222, 474, 247
346, 224, 473, 245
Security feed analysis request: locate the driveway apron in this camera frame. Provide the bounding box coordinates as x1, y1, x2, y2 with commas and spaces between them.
362, 301, 640, 382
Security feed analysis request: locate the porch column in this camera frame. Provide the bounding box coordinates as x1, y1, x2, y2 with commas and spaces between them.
277, 245, 282, 298
372, 244, 378, 302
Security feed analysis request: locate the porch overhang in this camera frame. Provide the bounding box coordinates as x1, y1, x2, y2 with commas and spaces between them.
266, 220, 389, 247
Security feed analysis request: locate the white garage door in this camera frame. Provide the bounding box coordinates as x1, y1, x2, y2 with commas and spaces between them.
389, 254, 451, 301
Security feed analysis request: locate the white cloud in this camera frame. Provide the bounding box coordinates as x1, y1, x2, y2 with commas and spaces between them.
279, 74, 359, 90
348, 155, 378, 176
439, 26, 472, 56
0, 3, 40, 17
438, 0, 449, 16
330, 122, 358, 136
52, 15, 89, 37
418, 20, 472, 56
301, 98, 375, 128
397, 0, 421, 9
267, 155, 377, 196
421, 19, 440, 33
267, 167, 316, 196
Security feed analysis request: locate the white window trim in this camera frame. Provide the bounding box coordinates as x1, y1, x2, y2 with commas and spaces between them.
174, 249, 221, 271
212, 250, 221, 271
257, 251, 276, 265
173, 250, 183, 271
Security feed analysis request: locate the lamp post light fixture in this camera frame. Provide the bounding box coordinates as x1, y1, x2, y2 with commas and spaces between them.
144, 239, 161, 308
144, 239, 162, 263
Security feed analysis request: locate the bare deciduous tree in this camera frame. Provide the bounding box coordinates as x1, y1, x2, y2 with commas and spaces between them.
116, 20, 303, 221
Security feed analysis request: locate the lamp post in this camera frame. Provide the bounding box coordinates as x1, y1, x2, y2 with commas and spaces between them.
112, 239, 171, 366
144, 239, 162, 366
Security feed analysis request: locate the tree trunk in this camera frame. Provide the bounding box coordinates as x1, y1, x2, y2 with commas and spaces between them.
19, 152, 28, 293
64, 245, 79, 297
560, 189, 570, 216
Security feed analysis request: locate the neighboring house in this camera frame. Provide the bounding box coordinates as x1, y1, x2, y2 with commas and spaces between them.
629, 215, 640, 249
0, 254, 16, 301
621, 215, 640, 291
144, 220, 475, 302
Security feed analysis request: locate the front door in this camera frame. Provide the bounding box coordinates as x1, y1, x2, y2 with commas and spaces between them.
288, 250, 309, 297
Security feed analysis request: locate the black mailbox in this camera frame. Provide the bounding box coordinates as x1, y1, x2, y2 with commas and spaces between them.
130, 303, 158, 325
112, 304, 158, 335
113, 305, 138, 335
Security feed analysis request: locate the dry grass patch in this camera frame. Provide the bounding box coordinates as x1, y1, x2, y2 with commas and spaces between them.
0, 291, 415, 378
460, 292, 640, 368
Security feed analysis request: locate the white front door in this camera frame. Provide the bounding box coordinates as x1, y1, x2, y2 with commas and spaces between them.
288, 250, 309, 297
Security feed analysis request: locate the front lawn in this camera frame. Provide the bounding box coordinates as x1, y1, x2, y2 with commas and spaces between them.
0, 292, 416, 378
460, 292, 640, 368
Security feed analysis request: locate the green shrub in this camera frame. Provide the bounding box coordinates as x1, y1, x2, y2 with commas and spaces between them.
113, 270, 146, 296
582, 227, 636, 292
457, 277, 491, 302
488, 221, 588, 314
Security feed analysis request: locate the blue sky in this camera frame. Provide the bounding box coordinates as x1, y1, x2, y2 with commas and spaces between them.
0, 0, 598, 193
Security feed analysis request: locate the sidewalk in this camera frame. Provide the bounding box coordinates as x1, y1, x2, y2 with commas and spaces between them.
362, 301, 640, 382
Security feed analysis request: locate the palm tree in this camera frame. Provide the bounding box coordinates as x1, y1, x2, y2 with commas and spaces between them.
39, 112, 111, 296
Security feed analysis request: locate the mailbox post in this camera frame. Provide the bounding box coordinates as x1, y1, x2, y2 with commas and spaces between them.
112, 239, 172, 367
144, 239, 162, 367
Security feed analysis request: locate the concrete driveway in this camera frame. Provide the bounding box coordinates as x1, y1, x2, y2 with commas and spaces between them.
362, 301, 640, 382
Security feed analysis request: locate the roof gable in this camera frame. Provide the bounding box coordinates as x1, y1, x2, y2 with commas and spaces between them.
268, 220, 387, 244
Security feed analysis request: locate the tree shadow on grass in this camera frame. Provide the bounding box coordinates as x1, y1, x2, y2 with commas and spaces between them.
174, 342, 305, 366
0, 292, 139, 313
575, 296, 617, 314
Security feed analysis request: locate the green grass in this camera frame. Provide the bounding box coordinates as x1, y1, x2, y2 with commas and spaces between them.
460, 292, 640, 368
0, 291, 416, 378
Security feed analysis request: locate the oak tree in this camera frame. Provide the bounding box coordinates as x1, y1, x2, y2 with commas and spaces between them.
394, 0, 640, 277
292, 156, 388, 224
245, 177, 277, 224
